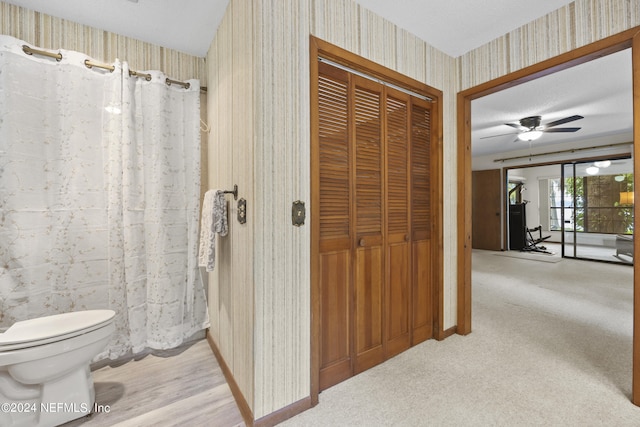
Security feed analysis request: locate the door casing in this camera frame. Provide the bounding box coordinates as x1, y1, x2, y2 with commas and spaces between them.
457, 26, 640, 405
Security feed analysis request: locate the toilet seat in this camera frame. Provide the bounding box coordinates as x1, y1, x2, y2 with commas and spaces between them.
0, 310, 115, 352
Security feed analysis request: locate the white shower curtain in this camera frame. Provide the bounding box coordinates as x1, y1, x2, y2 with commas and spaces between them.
0, 35, 209, 358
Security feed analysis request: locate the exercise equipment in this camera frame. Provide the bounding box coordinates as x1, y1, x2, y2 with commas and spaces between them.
509, 202, 552, 254
523, 225, 552, 254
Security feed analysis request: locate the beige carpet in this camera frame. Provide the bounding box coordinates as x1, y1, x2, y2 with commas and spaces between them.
283, 249, 639, 426
493, 249, 562, 263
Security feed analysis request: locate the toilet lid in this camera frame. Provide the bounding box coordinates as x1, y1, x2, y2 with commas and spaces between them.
0, 310, 115, 350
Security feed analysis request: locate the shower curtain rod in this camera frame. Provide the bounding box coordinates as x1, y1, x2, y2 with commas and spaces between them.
22, 44, 195, 90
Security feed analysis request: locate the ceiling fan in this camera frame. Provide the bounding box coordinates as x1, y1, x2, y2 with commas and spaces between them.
481, 114, 584, 142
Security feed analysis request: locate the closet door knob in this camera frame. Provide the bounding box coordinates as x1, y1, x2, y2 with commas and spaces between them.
359, 238, 366, 247
404, 234, 410, 242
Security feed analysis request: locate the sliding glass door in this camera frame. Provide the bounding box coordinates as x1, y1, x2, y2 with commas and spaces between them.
561, 158, 633, 264
561, 163, 581, 258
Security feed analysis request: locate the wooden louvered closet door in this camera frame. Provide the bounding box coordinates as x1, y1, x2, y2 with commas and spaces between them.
410, 98, 433, 345
385, 88, 412, 358
352, 76, 385, 374
316, 60, 433, 391
317, 62, 352, 390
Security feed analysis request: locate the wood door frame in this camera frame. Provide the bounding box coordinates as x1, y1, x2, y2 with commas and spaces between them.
310, 35, 444, 406
456, 26, 640, 405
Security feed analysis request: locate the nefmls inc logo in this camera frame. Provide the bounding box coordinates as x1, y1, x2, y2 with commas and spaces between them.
40, 402, 111, 413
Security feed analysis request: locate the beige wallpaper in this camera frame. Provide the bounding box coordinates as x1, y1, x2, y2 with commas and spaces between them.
7, 0, 636, 422
0, 1, 206, 84
206, 0, 256, 415
207, 0, 458, 420
253, 0, 314, 419
458, 0, 640, 90
208, 0, 640, 421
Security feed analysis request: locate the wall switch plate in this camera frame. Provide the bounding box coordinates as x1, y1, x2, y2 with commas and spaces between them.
292, 201, 305, 227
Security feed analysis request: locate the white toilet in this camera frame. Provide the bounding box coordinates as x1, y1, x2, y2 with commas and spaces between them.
0, 310, 116, 427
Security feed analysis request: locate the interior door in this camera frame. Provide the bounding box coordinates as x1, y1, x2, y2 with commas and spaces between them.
385, 88, 411, 358
410, 98, 433, 344
315, 57, 436, 391
352, 75, 385, 374
472, 169, 503, 250
317, 62, 353, 390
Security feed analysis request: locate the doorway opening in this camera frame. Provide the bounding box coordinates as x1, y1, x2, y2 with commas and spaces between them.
457, 27, 640, 404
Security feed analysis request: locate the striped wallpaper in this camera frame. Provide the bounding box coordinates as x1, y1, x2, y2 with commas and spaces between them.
206, 0, 256, 416
208, 0, 640, 421
207, 0, 458, 420
0, 1, 206, 84
3, 0, 638, 422
458, 0, 640, 90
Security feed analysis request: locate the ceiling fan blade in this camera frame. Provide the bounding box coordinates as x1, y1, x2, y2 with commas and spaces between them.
479, 131, 519, 139
504, 122, 527, 131
544, 127, 581, 133
543, 115, 584, 128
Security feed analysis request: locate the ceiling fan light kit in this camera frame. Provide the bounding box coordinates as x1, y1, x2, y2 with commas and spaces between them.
482, 114, 584, 143
517, 130, 543, 141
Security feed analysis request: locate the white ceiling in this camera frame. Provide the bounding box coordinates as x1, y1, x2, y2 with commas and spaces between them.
2, 0, 229, 57
4, 0, 633, 160
354, 0, 575, 57
472, 48, 634, 157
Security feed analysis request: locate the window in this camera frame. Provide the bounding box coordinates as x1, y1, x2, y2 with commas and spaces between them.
583, 174, 633, 234
549, 174, 634, 234
508, 182, 522, 204
549, 178, 563, 231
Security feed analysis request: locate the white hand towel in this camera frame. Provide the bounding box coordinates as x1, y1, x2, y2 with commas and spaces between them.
198, 189, 228, 272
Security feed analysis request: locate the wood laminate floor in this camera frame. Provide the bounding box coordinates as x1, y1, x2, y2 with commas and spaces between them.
63, 339, 244, 427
